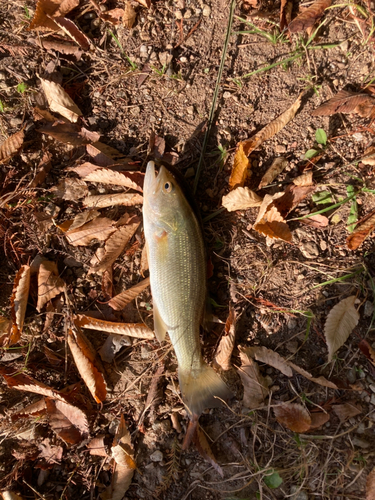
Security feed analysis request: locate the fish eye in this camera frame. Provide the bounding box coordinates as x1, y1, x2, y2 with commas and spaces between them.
163, 181, 174, 193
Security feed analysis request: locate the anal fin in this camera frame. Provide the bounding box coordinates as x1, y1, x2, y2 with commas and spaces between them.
153, 302, 167, 342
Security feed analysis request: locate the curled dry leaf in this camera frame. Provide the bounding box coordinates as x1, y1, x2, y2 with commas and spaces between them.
36, 260, 65, 312
358, 339, 375, 367
67, 329, 107, 403
246, 345, 293, 377
108, 277, 150, 311
64, 217, 115, 246
41, 40, 83, 59
0, 366, 63, 400
39, 77, 82, 122
88, 435, 108, 457
228, 142, 250, 190
222, 187, 263, 212
332, 402, 361, 423
193, 424, 223, 478
86, 142, 131, 166
38, 438, 63, 463
258, 157, 288, 189
59, 209, 100, 233
274, 402, 311, 433
83, 193, 143, 208
280, 0, 293, 31
51, 178, 88, 200
30, 0, 80, 31
72, 163, 143, 191
288, 0, 332, 33
90, 221, 140, 273
312, 90, 375, 119
361, 146, 375, 166
123, 1, 137, 28
300, 214, 329, 228
253, 194, 292, 243
272, 184, 315, 219
75, 314, 154, 339
367, 467, 375, 500
100, 8, 125, 25
37, 121, 100, 145
238, 346, 269, 409
293, 170, 313, 186
11, 398, 46, 421
53, 17, 91, 50
10, 265, 31, 345
0, 129, 25, 163
288, 361, 339, 389
45, 398, 86, 444
324, 296, 359, 362
214, 305, 236, 371
347, 210, 375, 250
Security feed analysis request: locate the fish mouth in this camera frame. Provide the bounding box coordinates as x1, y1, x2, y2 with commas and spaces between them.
144, 160, 157, 194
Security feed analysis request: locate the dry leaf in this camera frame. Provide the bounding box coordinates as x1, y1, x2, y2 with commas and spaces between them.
37, 121, 100, 145
293, 171, 313, 186
246, 346, 293, 377
30, 0, 80, 30
280, 0, 293, 30
39, 77, 82, 122
134, 0, 151, 7
90, 222, 140, 273
10, 265, 30, 344
88, 435, 108, 457
288, 361, 339, 389
258, 157, 288, 189
347, 211, 375, 250
300, 214, 329, 228
86, 142, 131, 166
41, 40, 83, 59
238, 346, 269, 409
324, 296, 359, 362
53, 17, 91, 50
229, 142, 251, 190
312, 90, 375, 119
309, 412, 330, 429
123, 1, 136, 28
45, 398, 84, 444
38, 438, 63, 463
332, 402, 361, 423
253, 192, 292, 242
366, 467, 375, 500
358, 339, 375, 367
274, 402, 311, 432
65, 217, 115, 246
67, 329, 107, 403
1, 492, 24, 500
0, 129, 25, 163
36, 260, 65, 312
60, 210, 100, 233
272, 184, 315, 218
193, 424, 223, 477
140, 244, 148, 276
72, 163, 143, 191
0, 366, 64, 400
75, 314, 154, 339
83, 192, 143, 208
100, 8, 125, 25
214, 305, 236, 371
51, 178, 88, 200
222, 187, 263, 212
108, 277, 150, 311
288, 0, 332, 33
11, 398, 47, 421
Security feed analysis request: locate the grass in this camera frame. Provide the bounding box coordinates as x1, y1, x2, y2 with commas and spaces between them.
108, 29, 137, 71
234, 17, 288, 45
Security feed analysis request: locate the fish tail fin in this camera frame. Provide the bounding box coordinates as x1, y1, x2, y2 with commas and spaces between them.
179, 362, 232, 416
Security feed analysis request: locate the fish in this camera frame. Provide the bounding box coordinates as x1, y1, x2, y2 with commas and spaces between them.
143, 161, 231, 416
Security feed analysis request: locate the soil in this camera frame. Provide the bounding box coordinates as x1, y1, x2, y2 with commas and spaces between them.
0, 0, 375, 499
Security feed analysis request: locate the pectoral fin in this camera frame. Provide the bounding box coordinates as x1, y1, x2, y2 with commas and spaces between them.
153, 302, 167, 342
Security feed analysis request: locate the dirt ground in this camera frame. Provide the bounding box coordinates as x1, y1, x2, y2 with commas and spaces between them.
1, 0, 375, 499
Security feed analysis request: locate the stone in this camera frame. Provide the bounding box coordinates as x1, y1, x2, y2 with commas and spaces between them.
159, 52, 172, 66
140, 45, 148, 57
186, 106, 194, 115
352, 436, 370, 449
184, 8, 192, 18
150, 450, 163, 462
290, 485, 309, 500
9, 117, 23, 127
364, 301, 374, 318
300, 241, 319, 259
275, 144, 286, 154
202, 4, 211, 17
175, 10, 183, 19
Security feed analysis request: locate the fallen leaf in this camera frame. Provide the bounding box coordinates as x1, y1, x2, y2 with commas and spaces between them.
1, 492, 24, 500
366, 467, 375, 500
288, 361, 339, 389
9, 265, 30, 345
332, 402, 362, 423
324, 296, 359, 362
45, 398, 85, 444
41, 40, 83, 59
65, 217, 115, 246
134, 0, 151, 7
193, 424, 223, 477
53, 17, 91, 50
272, 184, 315, 219
11, 398, 47, 421
238, 346, 269, 409
30, 0, 79, 31
88, 435, 108, 457
300, 214, 329, 228
214, 305, 236, 371
75, 315, 154, 339
140, 244, 148, 276
246, 346, 293, 377
347, 210, 375, 250
274, 402, 311, 432
0, 366, 64, 400
37, 121, 100, 145
38, 438, 63, 463
39, 77, 82, 122
309, 412, 330, 429
280, 0, 293, 30
358, 339, 375, 367
67, 329, 107, 403
229, 142, 251, 190
123, 1, 136, 28
108, 277, 150, 311
0, 129, 25, 163
100, 8, 125, 25
83, 193, 143, 208
258, 157, 288, 189
72, 163, 143, 191
222, 186, 263, 211
60, 210, 100, 233
312, 90, 375, 119
293, 171, 314, 186
51, 178, 88, 200
86, 142, 131, 166
361, 146, 375, 166
288, 0, 332, 33
36, 260, 65, 312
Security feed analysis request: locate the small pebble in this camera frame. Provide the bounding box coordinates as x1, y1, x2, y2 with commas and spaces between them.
184, 8, 192, 18
175, 10, 183, 19
185, 167, 195, 178
275, 144, 286, 154
150, 450, 163, 462
300, 241, 319, 259
140, 45, 148, 57
290, 486, 309, 500
352, 436, 370, 449
364, 301, 374, 318
180, 56, 188, 63
186, 106, 194, 115
202, 4, 211, 17
223, 91, 232, 99
9, 117, 23, 127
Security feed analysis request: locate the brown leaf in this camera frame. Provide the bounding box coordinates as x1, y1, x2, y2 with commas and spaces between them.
140, 244, 148, 276
67, 329, 107, 403
238, 346, 269, 409
229, 142, 251, 190
246, 346, 293, 377
222, 187, 263, 212
288, 361, 339, 389
83, 193, 143, 208
300, 214, 329, 228
358, 339, 375, 367
312, 90, 375, 119
75, 314, 154, 339
309, 412, 330, 429
0, 366, 63, 400
332, 402, 362, 423
39, 77, 82, 122
38, 438, 63, 463
347, 211, 375, 250
45, 398, 85, 444
214, 305, 236, 371
193, 425, 223, 477
280, 0, 293, 31
100, 8, 125, 25
37, 121, 100, 145
51, 178, 88, 200
253, 192, 292, 242
324, 296, 359, 361
11, 398, 47, 421
0, 129, 25, 163
134, 0, 151, 7
41, 40, 83, 59
60, 209, 100, 233
88, 435, 108, 457
108, 277, 150, 311
30, 0, 80, 31
65, 217, 115, 246
293, 170, 314, 186
10, 265, 31, 345
288, 0, 332, 33
36, 260, 65, 312
258, 157, 288, 189
274, 402, 311, 432
86, 142, 131, 166
272, 184, 315, 219
53, 17, 91, 50
367, 467, 375, 500
123, 1, 136, 28
72, 163, 143, 191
